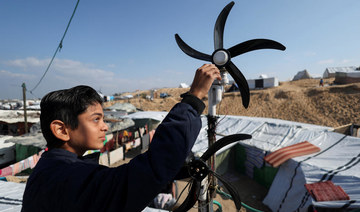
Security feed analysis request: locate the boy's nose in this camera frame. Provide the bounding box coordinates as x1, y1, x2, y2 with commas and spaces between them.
102, 122, 109, 131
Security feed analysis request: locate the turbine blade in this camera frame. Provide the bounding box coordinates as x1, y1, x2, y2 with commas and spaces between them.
225, 61, 250, 108
175, 34, 212, 62
214, 1, 235, 50
212, 171, 242, 211
228, 39, 286, 58
173, 181, 200, 212
201, 134, 251, 161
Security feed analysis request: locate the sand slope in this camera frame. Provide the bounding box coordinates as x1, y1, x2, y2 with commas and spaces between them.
111, 78, 360, 128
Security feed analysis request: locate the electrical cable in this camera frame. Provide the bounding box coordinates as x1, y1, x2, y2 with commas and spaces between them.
171, 179, 192, 209
29, 0, 80, 94
212, 200, 222, 212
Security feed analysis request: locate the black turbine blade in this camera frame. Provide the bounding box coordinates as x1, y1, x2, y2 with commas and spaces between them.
225, 61, 250, 108
228, 39, 286, 58
201, 134, 251, 161
175, 34, 212, 62
214, 1, 235, 50
173, 181, 200, 212
212, 171, 242, 211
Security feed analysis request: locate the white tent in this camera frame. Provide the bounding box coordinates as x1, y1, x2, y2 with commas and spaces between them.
293, 70, 311, 81
334, 70, 360, 84
247, 77, 279, 89
0, 135, 15, 167
178, 83, 189, 88
323, 66, 357, 78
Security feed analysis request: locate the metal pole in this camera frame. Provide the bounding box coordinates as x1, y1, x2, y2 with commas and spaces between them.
22, 83, 28, 134
198, 71, 228, 212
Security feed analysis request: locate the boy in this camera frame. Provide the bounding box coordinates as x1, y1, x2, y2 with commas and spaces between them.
22, 64, 221, 211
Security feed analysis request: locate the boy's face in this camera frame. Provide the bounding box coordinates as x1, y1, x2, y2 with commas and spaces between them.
66, 103, 108, 156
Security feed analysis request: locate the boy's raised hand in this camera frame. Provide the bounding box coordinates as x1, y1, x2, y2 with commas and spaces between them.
189, 64, 222, 100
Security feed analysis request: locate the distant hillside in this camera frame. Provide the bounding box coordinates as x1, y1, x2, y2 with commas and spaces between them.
108, 78, 360, 128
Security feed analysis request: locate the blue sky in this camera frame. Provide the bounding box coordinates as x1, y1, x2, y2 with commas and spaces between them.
1, 0, 360, 99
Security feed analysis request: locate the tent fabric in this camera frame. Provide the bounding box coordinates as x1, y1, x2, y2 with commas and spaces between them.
264, 141, 321, 168
2, 110, 359, 211
247, 77, 279, 89
323, 66, 357, 78
305, 181, 350, 202
178, 83, 189, 88
0, 135, 15, 167
0, 180, 25, 211
293, 70, 311, 81
104, 102, 137, 113
124, 112, 360, 211
264, 132, 360, 211
334, 71, 360, 84
0, 110, 40, 124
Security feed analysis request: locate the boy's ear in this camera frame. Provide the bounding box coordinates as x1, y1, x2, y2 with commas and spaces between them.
50, 120, 70, 142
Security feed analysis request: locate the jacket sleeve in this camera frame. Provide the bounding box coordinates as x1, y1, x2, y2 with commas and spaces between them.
120, 102, 203, 211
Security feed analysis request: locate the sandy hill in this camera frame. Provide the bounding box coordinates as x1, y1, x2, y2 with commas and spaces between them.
109, 78, 360, 128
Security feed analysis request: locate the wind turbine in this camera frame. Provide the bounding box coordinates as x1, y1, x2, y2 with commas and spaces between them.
174, 2, 286, 211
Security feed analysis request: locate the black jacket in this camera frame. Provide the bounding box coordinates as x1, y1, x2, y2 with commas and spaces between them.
22, 97, 204, 212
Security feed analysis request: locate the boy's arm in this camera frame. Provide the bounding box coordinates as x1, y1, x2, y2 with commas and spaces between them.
122, 64, 221, 211
74, 64, 220, 212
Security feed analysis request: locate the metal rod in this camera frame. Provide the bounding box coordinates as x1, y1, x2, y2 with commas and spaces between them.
22, 83, 28, 134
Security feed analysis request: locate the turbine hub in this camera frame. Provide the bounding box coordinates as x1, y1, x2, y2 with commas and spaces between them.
212, 49, 230, 67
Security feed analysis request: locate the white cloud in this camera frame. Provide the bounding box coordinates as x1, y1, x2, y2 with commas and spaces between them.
0, 69, 34, 78
1, 57, 188, 99
5, 57, 49, 68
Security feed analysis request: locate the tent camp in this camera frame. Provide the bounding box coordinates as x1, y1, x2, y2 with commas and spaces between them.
126, 112, 360, 211
1, 110, 360, 211
0, 109, 40, 136
293, 70, 311, 81
104, 102, 137, 113
323, 66, 357, 78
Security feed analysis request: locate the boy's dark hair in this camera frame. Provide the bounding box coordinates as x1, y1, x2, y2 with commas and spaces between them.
40, 85, 103, 149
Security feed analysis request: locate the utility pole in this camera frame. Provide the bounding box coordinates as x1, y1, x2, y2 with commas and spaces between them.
22, 83, 28, 134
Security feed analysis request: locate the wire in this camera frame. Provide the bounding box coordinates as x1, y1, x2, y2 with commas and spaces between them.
29, 0, 80, 94
172, 179, 192, 209
212, 200, 222, 212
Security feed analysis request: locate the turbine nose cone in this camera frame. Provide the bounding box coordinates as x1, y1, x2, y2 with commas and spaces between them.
213, 50, 229, 66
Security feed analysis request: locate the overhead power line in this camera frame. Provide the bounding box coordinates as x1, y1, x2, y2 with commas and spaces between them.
29, 0, 80, 94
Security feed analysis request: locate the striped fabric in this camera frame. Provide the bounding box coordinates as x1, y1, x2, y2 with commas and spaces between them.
0, 150, 45, 177
264, 141, 320, 167
305, 181, 350, 202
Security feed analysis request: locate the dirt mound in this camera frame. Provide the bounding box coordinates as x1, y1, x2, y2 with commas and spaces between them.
111, 78, 360, 128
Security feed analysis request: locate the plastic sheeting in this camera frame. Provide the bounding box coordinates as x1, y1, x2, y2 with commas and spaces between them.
0, 136, 15, 167
2, 110, 358, 211
264, 132, 360, 211
125, 111, 360, 211
0, 180, 26, 211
